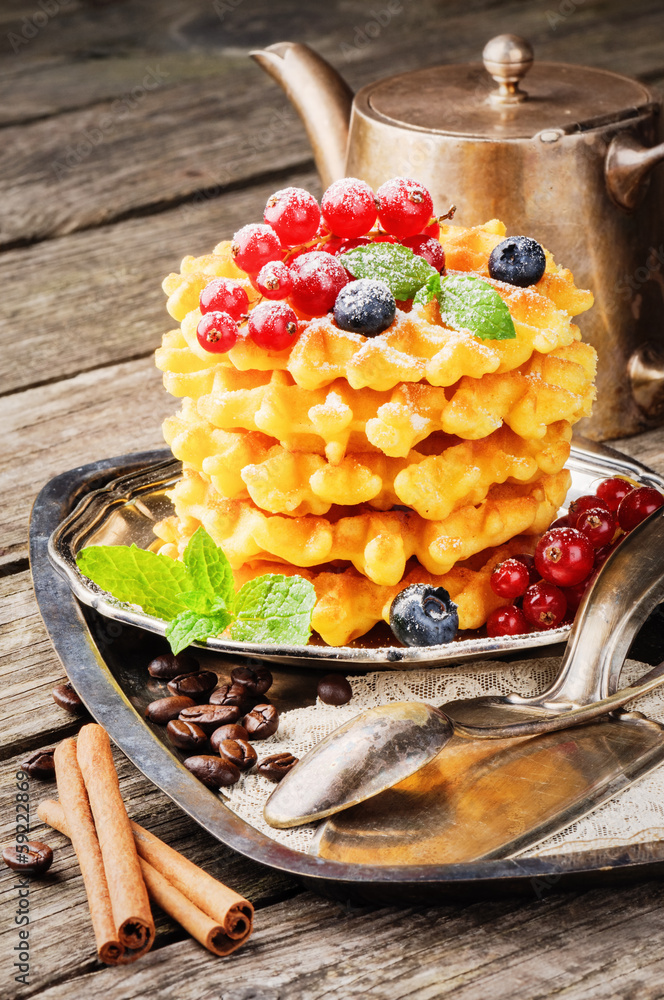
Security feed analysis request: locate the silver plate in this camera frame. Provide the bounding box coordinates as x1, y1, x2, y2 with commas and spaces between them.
31, 447, 664, 899
48, 437, 664, 670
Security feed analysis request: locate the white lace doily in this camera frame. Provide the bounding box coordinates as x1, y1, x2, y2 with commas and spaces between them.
222, 657, 664, 859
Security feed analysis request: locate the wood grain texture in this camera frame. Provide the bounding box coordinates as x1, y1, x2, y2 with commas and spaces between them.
1, 0, 663, 244
0, 358, 174, 566
7, 875, 664, 1000
0, 169, 317, 395
0, 569, 79, 757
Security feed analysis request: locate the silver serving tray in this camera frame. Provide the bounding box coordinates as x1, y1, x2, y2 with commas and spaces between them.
47, 437, 664, 669
30, 447, 664, 899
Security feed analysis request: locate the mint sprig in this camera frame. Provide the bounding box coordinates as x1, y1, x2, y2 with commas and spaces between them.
76, 527, 316, 654
414, 273, 516, 341
338, 243, 436, 300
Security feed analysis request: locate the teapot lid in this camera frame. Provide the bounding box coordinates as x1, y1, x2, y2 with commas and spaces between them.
360, 35, 653, 140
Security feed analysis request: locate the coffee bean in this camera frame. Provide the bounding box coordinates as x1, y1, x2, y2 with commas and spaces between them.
52, 682, 85, 715
216, 739, 257, 772
147, 651, 200, 680
167, 671, 218, 701
210, 724, 249, 752
243, 703, 279, 740
231, 665, 273, 697
21, 749, 56, 780
179, 704, 241, 734
166, 720, 208, 751
3, 841, 53, 875
183, 755, 240, 789
145, 695, 196, 725
209, 682, 251, 708
317, 674, 353, 706
257, 752, 299, 781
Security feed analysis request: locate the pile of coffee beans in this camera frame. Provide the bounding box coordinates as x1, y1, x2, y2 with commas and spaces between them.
143, 652, 299, 789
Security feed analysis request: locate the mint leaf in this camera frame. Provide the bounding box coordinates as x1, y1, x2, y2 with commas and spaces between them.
338, 243, 436, 301
179, 590, 229, 615
414, 273, 516, 341
412, 271, 442, 306
183, 527, 235, 608
77, 545, 191, 619
230, 575, 316, 645
166, 609, 232, 655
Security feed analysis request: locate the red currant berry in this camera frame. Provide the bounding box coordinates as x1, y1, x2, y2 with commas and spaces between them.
594, 538, 620, 568
617, 486, 664, 531
522, 581, 567, 629
199, 277, 248, 320
512, 553, 539, 585
534, 527, 595, 587
486, 605, 529, 638
371, 233, 398, 244
288, 251, 349, 316
255, 260, 293, 300
321, 178, 377, 239
490, 558, 530, 600
247, 302, 299, 351
264, 187, 321, 246
420, 218, 440, 239
196, 311, 239, 353
567, 493, 610, 528
401, 235, 445, 272
575, 507, 615, 548
595, 477, 634, 512
231, 224, 282, 275
549, 515, 570, 530
377, 178, 434, 240
561, 579, 591, 616
333, 237, 372, 255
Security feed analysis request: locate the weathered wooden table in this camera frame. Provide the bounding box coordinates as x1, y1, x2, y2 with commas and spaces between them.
2, 2, 664, 997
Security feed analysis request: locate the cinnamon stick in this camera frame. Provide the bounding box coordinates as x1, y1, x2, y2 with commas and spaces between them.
130, 822, 253, 947
52, 740, 123, 964
75, 725, 154, 957
38, 799, 253, 956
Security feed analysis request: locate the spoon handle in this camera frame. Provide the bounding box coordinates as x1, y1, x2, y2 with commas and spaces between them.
515, 504, 664, 712
456, 660, 664, 740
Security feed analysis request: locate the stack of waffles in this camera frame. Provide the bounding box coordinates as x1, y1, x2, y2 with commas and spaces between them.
154, 219, 596, 645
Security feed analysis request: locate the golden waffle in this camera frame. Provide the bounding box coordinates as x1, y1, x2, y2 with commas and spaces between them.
155, 217, 594, 644
155, 516, 535, 645
157, 336, 595, 463
165, 400, 571, 520
162, 467, 569, 586
159, 220, 593, 395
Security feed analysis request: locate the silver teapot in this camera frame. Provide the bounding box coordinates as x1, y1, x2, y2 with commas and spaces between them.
252, 35, 664, 441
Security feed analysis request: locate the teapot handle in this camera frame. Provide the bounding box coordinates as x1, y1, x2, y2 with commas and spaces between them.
606, 132, 664, 211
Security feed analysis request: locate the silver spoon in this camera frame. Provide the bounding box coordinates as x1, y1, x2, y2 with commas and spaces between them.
264, 505, 664, 829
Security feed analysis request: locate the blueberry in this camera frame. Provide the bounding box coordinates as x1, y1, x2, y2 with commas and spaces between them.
333, 279, 396, 336
389, 584, 459, 647
488, 236, 546, 288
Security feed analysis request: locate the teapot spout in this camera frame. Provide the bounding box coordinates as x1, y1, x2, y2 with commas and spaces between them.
251, 42, 353, 190
606, 132, 664, 211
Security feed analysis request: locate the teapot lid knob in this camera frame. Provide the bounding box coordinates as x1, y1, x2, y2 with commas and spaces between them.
483, 34, 534, 105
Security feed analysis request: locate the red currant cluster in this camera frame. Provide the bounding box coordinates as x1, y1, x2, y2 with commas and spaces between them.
195, 177, 443, 355
486, 478, 664, 638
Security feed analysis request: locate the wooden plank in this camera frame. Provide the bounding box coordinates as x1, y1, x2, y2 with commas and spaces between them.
0, 569, 80, 758
7, 867, 664, 1000
0, 357, 174, 567
0, 69, 307, 247
0, 169, 316, 396
2, 0, 664, 245
0, 53, 236, 128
